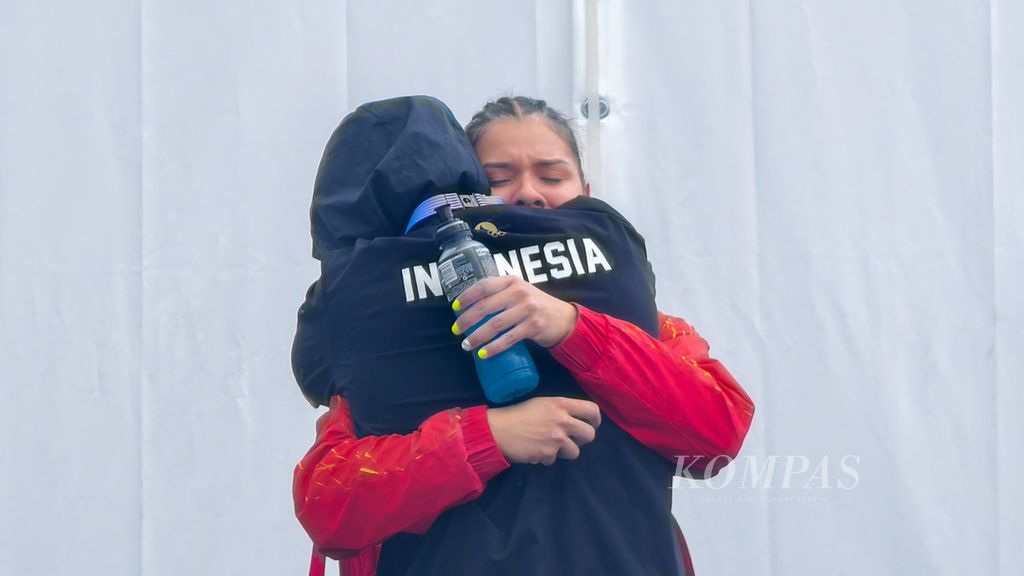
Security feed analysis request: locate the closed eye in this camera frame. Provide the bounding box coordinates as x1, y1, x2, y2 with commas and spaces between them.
489, 179, 511, 187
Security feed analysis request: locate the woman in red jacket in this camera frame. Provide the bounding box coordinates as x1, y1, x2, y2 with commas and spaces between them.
293, 96, 754, 575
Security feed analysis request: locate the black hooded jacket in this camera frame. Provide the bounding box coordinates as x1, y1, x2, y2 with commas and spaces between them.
293, 96, 683, 575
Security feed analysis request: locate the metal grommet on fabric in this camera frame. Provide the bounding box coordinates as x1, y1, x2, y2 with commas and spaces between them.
580, 97, 610, 120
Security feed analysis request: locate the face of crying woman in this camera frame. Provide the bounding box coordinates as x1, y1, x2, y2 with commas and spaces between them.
474, 116, 590, 209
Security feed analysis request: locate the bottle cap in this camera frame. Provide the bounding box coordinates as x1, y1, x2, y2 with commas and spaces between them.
434, 205, 471, 248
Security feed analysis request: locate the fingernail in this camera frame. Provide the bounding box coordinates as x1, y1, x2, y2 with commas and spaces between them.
452, 299, 461, 312
461, 339, 472, 351
477, 348, 488, 359
451, 322, 460, 335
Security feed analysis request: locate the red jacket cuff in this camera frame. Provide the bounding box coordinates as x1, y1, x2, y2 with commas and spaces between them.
458, 405, 510, 483
550, 304, 607, 373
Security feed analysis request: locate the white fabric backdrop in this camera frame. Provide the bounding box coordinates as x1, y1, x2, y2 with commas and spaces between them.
1, 1, 1020, 574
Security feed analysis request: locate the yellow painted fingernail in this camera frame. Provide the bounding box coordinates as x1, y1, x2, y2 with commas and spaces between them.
451, 322, 460, 335
452, 299, 461, 312
477, 348, 488, 359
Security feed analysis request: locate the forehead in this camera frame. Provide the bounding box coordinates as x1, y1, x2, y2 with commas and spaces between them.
474, 116, 576, 164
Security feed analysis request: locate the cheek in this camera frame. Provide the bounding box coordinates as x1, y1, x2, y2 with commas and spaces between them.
490, 189, 516, 203
542, 183, 584, 208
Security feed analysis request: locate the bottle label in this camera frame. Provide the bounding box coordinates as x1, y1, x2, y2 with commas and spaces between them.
438, 246, 498, 301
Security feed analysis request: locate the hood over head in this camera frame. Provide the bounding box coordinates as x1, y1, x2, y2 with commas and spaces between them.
294, 96, 488, 407
308, 95, 489, 260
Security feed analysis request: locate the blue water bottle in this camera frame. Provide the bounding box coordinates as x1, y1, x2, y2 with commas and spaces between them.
435, 206, 538, 403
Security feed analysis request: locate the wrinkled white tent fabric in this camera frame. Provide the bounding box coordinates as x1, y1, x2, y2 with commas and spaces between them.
598, 2, 1023, 575
0, 1, 1020, 575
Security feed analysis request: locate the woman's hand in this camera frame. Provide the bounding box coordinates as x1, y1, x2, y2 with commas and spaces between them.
486, 396, 602, 465
452, 276, 579, 358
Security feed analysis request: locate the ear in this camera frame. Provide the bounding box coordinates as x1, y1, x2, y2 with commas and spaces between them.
583, 182, 592, 197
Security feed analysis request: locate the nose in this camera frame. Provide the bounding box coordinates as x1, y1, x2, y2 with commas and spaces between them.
513, 178, 547, 208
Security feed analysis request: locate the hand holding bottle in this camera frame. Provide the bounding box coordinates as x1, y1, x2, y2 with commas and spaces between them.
452, 276, 580, 358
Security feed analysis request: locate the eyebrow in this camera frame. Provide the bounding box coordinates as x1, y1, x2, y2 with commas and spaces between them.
482, 159, 573, 169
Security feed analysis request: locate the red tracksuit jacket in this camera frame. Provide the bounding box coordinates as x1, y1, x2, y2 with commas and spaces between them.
293, 306, 754, 576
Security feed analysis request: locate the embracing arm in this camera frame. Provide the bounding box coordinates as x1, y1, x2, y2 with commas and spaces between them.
293, 392, 598, 562
453, 277, 755, 476
293, 396, 509, 559
551, 306, 755, 476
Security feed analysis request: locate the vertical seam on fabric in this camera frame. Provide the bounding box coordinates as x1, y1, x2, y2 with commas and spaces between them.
988, 0, 1001, 570
137, 0, 146, 573
745, 1, 773, 575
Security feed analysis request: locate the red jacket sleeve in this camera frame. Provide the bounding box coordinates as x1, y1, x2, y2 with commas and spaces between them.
292, 307, 752, 573
292, 395, 509, 561
550, 306, 755, 476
